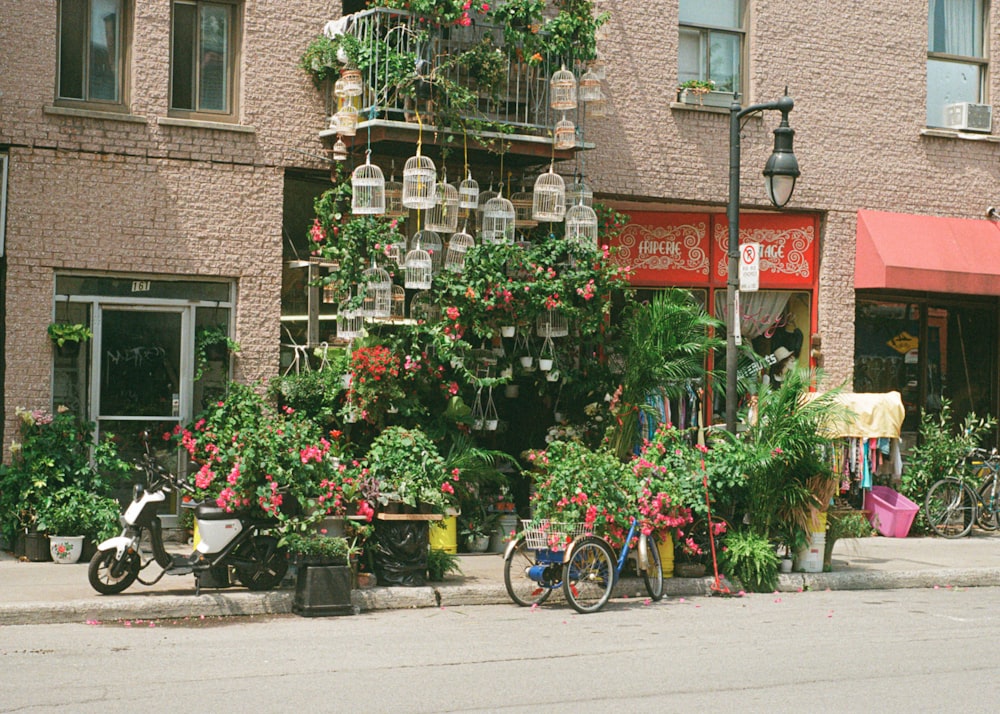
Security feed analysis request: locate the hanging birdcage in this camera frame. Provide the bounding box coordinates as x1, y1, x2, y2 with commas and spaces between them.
409, 291, 441, 322
384, 171, 405, 218
332, 137, 349, 162
550, 65, 577, 111
532, 167, 566, 222
567, 177, 593, 207
412, 229, 443, 274
351, 154, 386, 215
476, 186, 499, 225
336, 302, 363, 341
426, 182, 459, 234
404, 242, 433, 290
554, 116, 576, 150
458, 171, 479, 209
340, 67, 363, 97
481, 196, 515, 244
333, 76, 348, 100
360, 262, 392, 318
390, 285, 406, 320
511, 185, 537, 230
565, 203, 599, 246
536, 309, 569, 338
384, 232, 407, 265
578, 68, 602, 103
445, 229, 474, 272
587, 56, 606, 81
402, 152, 436, 209
331, 104, 358, 136
587, 92, 607, 118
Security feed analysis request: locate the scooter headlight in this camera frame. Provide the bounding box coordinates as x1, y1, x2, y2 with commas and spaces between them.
133, 483, 145, 502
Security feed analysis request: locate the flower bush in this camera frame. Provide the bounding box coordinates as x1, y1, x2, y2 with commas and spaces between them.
363, 426, 459, 514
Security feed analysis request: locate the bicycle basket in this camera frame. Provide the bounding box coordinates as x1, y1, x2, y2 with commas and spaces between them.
520, 519, 592, 551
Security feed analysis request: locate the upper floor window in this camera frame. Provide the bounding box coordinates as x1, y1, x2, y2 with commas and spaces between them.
678, 0, 745, 96
170, 1, 241, 118
927, 0, 987, 127
58, 0, 128, 107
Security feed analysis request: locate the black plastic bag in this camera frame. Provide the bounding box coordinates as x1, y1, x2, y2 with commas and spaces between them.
373, 520, 429, 587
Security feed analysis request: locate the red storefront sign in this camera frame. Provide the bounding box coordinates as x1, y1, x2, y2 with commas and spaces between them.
609, 211, 817, 288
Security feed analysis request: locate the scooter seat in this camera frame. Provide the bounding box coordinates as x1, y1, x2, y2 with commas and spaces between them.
196, 504, 234, 521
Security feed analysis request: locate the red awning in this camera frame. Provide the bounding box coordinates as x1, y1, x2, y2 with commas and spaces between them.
855, 209, 1000, 296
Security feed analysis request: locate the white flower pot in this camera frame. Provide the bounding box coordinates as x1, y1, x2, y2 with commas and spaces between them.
500, 366, 513, 379
49, 535, 84, 564
519, 356, 534, 369
341, 374, 352, 389
473, 418, 484, 431
500, 326, 516, 338
546, 370, 560, 382
539, 358, 553, 371
485, 419, 499, 431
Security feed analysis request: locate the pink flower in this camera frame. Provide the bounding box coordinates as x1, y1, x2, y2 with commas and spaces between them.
446, 306, 460, 320
441, 482, 455, 495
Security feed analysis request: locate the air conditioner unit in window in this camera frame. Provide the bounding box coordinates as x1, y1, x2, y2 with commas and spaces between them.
943, 102, 993, 133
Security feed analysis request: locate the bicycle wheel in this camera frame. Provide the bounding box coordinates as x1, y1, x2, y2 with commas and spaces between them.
641, 534, 664, 602
563, 536, 616, 614
503, 537, 555, 607
976, 471, 1000, 531
925, 478, 977, 538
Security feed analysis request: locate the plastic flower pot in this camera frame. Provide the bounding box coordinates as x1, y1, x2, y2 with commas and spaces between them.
539, 358, 553, 371
519, 356, 534, 369
501, 326, 516, 338
485, 419, 499, 431
546, 369, 560, 382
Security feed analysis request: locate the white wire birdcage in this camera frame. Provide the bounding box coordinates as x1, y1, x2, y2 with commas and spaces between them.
331, 104, 358, 136
333, 76, 348, 100
412, 229, 443, 274
409, 291, 441, 322
339, 68, 363, 97
578, 68, 602, 103
550, 65, 577, 111
360, 262, 392, 318
332, 137, 348, 162
384, 172, 405, 218
445, 229, 474, 272
586, 91, 607, 118
565, 203, 599, 246
404, 241, 433, 290
511, 186, 537, 229
336, 301, 363, 341
390, 285, 406, 320
426, 181, 459, 234
536, 309, 569, 338
481, 196, 515, 244
402, 153, 436, 209
476, 186, 499, 225
458, 171, 479, 209
554, 115, 576, 150
587, 56, 606, 81
532, 167, 566, 222
567, 177, 593, 207
384, 232, 407, 265
351, 153, 385, 215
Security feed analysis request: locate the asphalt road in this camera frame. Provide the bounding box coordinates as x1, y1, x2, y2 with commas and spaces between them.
3, 585, 999, 713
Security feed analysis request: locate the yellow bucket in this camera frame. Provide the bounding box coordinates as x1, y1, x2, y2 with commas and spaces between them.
657, 533, 674, 578
429, 515, 457, 554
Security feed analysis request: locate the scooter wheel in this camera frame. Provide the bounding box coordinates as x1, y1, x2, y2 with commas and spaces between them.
233, 535, 288, 591
88, 549, 140, 595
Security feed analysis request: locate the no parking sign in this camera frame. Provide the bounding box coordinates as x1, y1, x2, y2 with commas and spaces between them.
739, 242, 760, 292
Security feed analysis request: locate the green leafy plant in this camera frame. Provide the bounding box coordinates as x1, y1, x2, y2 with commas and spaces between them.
280, 530, 349, 564
363, 426, 458, 514
47, 322, 92, 348
194, 325, 240, 381
718, 528, 779, 593
35, 486, 120, 542
427, 547, 462, 581
542, 0, 609, 64
679, 79, 717, 93
299, 33, 363, 87
900, 398, 996, 529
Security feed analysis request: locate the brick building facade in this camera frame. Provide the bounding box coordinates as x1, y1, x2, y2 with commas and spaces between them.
2, 0, 1000, 459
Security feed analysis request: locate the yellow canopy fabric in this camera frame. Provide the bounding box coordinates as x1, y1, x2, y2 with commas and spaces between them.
810, 391, 904, 439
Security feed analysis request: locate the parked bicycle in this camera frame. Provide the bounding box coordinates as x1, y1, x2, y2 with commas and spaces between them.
924, 447, 1000, 538
503, 517, 663, 614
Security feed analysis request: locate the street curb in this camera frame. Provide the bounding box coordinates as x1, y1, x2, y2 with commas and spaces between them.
5, 568, 1000, 626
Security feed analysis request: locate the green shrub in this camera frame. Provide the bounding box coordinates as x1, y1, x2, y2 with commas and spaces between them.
718, 528, 779, 593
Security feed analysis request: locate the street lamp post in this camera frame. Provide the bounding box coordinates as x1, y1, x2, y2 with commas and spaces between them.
725, 93, 800, 434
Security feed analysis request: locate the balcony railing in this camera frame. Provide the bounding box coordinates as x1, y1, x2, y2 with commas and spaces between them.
323, 8, 576, 139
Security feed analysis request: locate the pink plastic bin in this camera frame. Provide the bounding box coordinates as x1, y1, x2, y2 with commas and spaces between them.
864, 485, 919, 538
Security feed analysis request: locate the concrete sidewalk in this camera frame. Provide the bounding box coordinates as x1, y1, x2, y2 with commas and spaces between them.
3, 533, 1000, 625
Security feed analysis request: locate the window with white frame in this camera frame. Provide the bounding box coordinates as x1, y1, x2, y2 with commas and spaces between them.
927, 0, 988, 128
678, 0, 745, 96
170, 0, 241, 118
57, 0, 129, 107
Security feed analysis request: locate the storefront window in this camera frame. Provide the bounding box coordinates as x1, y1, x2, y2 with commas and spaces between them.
855, 297, 997, 435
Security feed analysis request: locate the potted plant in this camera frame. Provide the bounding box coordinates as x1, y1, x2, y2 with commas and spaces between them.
364, 426, 458, 515
194, 326, 240, 381
36, 486, 116, 564
459, 504, 499, 553
283, 530, 355, 617
47, 322, 92, 358
677, 79, 717, 104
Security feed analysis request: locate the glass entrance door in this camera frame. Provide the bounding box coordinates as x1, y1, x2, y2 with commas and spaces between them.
94, 306, 189, 516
